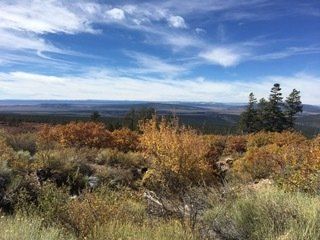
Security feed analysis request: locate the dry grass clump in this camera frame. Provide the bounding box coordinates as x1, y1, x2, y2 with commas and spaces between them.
20, 182, 147, 239
203, 185, 320, 240
96, 148, 148, 168
0, 214, 75, 240
90, 220, 197, 240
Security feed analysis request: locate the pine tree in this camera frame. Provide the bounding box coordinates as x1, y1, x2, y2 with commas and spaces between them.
257, 97, 268, 131
265, 83, 286, 132
90, 111, 101, 121
239, 84, 303, 133
285, 89, 303, 129
239, 93, 259, 133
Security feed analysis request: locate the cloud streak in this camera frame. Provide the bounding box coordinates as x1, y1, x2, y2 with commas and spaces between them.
0, 70, 319, 104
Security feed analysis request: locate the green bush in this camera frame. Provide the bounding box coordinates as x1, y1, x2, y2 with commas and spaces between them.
96, 149, 148, 168
5, 133, 37, 155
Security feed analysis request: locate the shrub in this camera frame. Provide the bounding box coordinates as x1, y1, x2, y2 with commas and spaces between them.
59, 189, 146, 238
246, 132, 275, 148
203, 185, 320, 240
141, 169, 166, 192
0, 139, 16, 165
204, 135, 226, 161
246, 131, 307, 149
5, 133, 37, 155
61, 192, 111, 237
96, 148, 148, 168
33, 149, 94, 194
140, 117, 216, 186
112, 128, 140, 152
35, 183, 70, 225
276, 143, 320, 194
233, 144, 283, 181
223, 135, 247, 155
271, 131, 307, 147
233, 141, 320, 193
0, 138, 37, 174
37, 122, 114, 149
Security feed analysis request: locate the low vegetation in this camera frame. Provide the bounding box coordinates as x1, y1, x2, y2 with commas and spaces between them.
0, 106, 319, 239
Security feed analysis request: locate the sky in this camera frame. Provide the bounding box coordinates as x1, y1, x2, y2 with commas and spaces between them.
0, 0, 319, 104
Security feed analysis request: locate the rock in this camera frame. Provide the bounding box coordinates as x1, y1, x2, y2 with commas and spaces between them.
88, 176, 99, 189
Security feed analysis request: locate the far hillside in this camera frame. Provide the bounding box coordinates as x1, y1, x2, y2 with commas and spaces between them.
0, 100, 319, 136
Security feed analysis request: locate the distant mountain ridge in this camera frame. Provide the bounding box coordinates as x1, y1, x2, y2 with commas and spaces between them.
0, 100, 319, 115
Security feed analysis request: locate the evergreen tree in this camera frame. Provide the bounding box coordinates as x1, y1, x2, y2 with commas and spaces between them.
125, 108, 136, 130
266, 83, 286, 132
90, 111, 101, 121
239, 93, 259, 133
239, 84, 303, 133
257, 97, 268, 131
285, 89, 303, 129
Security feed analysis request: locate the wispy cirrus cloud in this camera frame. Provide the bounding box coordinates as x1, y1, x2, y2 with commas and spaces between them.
253, 46, 320, 61
1, 0, 318, 68
125, 51, 187, 76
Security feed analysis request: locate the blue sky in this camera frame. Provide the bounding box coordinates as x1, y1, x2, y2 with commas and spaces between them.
0, 0, 319, 103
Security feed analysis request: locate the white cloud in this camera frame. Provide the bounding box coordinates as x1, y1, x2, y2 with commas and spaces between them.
168, 16, 187, 28
0, 0, 318, 73
199, 47, 243, 67
195, 28, 206, 34
0, 0, 99, 60
106, 8, 126, 21
126, 52, 186, 75
162, 34, 204, 49
0, 70, 318, 104
253, 46, 320, 61
0, 29, 59, 52
0, 0, 96, 34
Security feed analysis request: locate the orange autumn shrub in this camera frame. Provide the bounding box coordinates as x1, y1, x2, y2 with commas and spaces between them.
313, 134, 320, 146
223, 135, 247, 155
233, 135, 320, 193
246, 132, 274, 148
233, 144, 283, 181
270, 131, 307, 147
37, 122, 114, 149
111, 128, 140, 152
204, 135, 226, 161
246, 131, 307, 149
140, 117, 215, 185
276, 142, 320, 193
